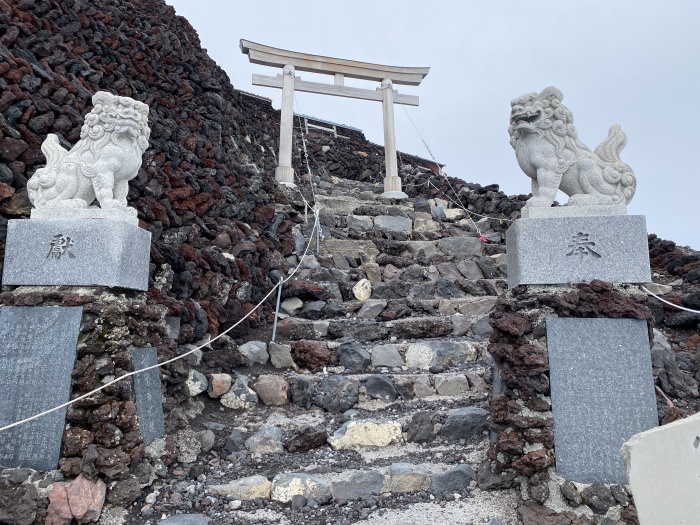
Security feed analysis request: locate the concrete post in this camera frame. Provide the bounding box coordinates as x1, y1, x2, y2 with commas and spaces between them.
380, 78, 407, 199
275, 64, 296, 187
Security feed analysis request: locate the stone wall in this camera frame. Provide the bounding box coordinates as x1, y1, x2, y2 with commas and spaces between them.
486, 280, 654, 524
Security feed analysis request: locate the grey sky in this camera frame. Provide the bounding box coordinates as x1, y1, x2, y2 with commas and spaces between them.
167, 0, 699, 249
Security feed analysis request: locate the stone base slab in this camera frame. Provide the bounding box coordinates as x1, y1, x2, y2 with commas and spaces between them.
520, 204, 627, 219
31, 206, 139, 226
3, 219, 151, 290
506, 215, 651, 287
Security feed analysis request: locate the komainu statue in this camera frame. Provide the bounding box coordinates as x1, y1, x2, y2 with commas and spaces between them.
27, 91, 150, 216
508, 86, 636, 208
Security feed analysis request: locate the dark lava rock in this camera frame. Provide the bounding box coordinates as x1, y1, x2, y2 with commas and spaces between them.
284, 424, 327, 453
581, 483, 616, 514
682, 292, 700, 310
290, 376, 314, 409
560, 481, 582, 507
658, 359, 699, 398
429, 464, 476, 494
476, 461, 518, 490
336, 339, 370, 372
610, 484, 631, 507
314, 376, 359, 413
0, 485, 37, 525
363, 375, 398, 402
105, 475, 141, 505
405, 411, 438, 443
435, 278, 461, 299
224, 429, 246, 453
664, 311, 700, 328
300, 300, 327, 320
441, 407, 489, 440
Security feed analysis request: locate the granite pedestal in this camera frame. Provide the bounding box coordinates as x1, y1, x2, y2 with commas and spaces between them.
2, 218, 151, 290
0, 306, 82, 471
546, 317, 658, 483
506, 215, 651, 287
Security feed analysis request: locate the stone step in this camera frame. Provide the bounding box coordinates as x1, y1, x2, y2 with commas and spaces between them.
191, 395, 492, 467
275, 315, 494, 342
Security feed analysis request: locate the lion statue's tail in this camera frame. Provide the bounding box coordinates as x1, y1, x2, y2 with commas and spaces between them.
594, 125, 636, 204
27, 134, 68, 207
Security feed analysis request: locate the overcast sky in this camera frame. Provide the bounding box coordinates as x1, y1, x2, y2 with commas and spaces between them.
167, 0, 699, 250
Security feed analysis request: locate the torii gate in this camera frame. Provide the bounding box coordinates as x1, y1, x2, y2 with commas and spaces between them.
240, 39, 430, 199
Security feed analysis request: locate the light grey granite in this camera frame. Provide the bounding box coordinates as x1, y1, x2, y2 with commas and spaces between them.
520, 204, 627, 219
3, 218, 151, 290
0, 306, 82, 471
30, 207, 139, 226
27, 91, 150, 217
506, 215, 650, 287
131, 348, 165, 445
546, 318, 657, 483
509, 86, 636, 210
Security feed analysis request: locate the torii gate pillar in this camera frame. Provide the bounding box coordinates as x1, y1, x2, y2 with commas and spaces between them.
275, 64, 296, 186
240, 40, 429, 198
380, 78, 406, 199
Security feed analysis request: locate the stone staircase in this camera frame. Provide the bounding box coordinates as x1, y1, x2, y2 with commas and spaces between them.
133, 175, 521, 524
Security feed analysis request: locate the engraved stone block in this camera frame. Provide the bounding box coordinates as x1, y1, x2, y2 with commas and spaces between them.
506, 215, 651, 287
2, 219, 151, 290
0, 306, 82, 471
546, 318, 658, 483
130, 348, 165, 445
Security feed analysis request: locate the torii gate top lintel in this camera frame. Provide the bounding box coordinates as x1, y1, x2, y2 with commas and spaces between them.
240, 39, 429, 86
241, 38, 426, 198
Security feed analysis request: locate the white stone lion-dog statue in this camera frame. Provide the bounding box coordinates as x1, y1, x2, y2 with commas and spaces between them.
508, 86, 636, 209
27, 91, 150, 216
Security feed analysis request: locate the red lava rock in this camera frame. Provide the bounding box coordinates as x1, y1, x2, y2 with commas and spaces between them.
0, 137, 28, 161
291, 340, 337, 371
46, 482, 72, 525
518, 500, 592, 525
511, 448, 552, 476
0, 181, 15, 200
283, 281, 332, 301
67, 474, 106, 524
490, 311, 533, 336
62, 428, 95, 457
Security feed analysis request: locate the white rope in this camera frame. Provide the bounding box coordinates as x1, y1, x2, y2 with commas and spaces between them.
642, 286, 700, 314
0, 218, 321, 434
